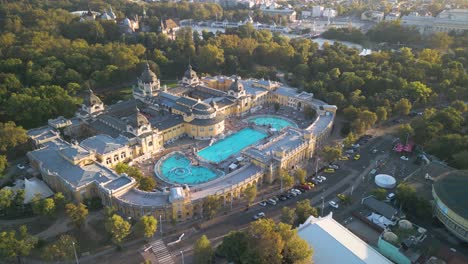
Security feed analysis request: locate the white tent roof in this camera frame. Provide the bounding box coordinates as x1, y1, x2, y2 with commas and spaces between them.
23, 177, 54, 204
375, 174, 396, 189
298, 213, 392, 264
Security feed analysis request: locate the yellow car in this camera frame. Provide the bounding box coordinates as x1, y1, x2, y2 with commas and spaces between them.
324, 168, 335, 173
338, 156, 349, 161
354, 154, 361, 160
305, 182, 315, 187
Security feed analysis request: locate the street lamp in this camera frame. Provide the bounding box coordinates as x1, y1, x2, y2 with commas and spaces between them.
180, 250, 185, 264
72, 241, 79, 264
160, 214, 163, 236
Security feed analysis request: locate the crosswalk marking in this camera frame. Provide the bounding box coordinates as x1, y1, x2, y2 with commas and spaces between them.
150, 239, 175, 264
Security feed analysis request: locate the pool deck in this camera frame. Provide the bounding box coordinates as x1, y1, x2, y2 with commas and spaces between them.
190, 163, 262, 201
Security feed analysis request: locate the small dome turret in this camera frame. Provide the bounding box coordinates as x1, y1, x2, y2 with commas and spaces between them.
184, 64, 197, 79
229, 77, 244, 93
128, 107, 149, 128
140, 62, 158, 84
83, 89, 102, 107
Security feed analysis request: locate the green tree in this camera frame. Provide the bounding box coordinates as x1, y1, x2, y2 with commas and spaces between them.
295, 200, 318, 224
105, 214, 131, 245
216, 231, 249, 263
280, 169, 294, 189
196, 44, 225, 73
13, 189, 25, 207
65, 203, 88, 228
343, 132, 358, 148
394, 98, 412, 116
376, 106, 388, 122
139, 177, 156, 191
450, 100, 467, 113
41, 235, 77, 261
194, 235, 213, 264
218, 219, 312, 264
358, 110, 378, 130
427, 32, 453, 50
135, 215, 158, 239
32, 195, 56, 217
202, 195, 222, 219
0, 188, 14, 209
243, 184, 257, 206
371, 188, 387, 201
0, 225, 38, 261
0, 121, 27, 152
280, 207, 296, 225
53, 192, 66, 209
321, 146, 342, 163
303, 105, 316, 120
294, 168, 307, 184
277, 223, 313, 264
404, 81, 432, 103
0, 155, 7, 175
397, 124, 414, 143
41, 198, 56, 217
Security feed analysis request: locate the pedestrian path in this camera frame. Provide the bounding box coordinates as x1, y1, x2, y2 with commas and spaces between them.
151, 239, 175, 264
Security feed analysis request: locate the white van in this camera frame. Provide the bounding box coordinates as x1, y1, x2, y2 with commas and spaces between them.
386, 193, 396, 201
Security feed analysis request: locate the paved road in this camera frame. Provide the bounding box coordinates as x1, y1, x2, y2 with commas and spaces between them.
165, 135, 392, 264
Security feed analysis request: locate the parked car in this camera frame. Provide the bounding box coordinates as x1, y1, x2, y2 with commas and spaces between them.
271, 196, 280, 202
267, 199, 277, 205
312, 177, 322, 183
300, 184, 312, 190
345, 149, 355, 154
311, 179, 321, 185
372, 149, 378, 154
291, 188, 302, 195
351, 144, 360, 148
253, 212, 265, 220
305, 182, 315, 187
279, 195, 288, 201
386, 193, 396, 201
286, 192, 296, 198
259, 201, 267, 207
317, 175, 327, 181
354, 154, 361, 160
328, 201, 339, 209
324, 168, 335, 173
17, 164, 25, 170
400, 156, 409, 161
338, 156, 349, 161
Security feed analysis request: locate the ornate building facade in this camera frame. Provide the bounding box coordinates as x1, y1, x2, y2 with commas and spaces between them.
27, 64, 336, 222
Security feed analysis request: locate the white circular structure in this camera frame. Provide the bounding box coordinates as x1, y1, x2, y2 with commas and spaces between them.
375, 174, 396, 189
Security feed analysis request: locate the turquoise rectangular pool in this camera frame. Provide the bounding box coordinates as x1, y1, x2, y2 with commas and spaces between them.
197, 128, 267, 163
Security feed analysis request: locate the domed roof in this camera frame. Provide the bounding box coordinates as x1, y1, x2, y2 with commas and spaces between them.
383, 232, 398, 243
229, 77, 244, 93
433, 170, 468, 219
128, 107, 149, 128
398, 219, 413, 229
83, 89, 102, 106
192, 102, 215, 115
184, 64, 197, 79
140, 62, 158, 83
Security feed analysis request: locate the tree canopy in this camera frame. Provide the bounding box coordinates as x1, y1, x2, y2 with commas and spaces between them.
217, 219, 312, 264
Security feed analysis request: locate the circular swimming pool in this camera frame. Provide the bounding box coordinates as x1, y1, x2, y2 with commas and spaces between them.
155, 153, 222, 185
248, 115, 297, 130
